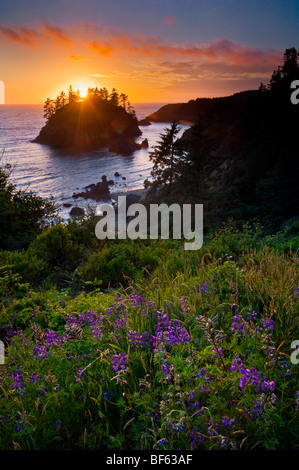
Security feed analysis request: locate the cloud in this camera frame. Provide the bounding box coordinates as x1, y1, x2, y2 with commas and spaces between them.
0, 21, 282, 70
0, 24, 41, 46
42, 23, 73, 46
69, 55, 87, 61
0, 22, 72, 48
89, 40, 113, 56
164, 16, 175, 25
88, 33, 281, 68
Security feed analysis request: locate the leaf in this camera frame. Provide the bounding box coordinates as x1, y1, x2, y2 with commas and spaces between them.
123, 417, 135, 430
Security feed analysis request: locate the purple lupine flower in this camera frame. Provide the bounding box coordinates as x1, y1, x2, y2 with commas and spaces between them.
157, 438, 168, 446
212, 347, 223, 358
180, 297, 190, 313
155, 311, 190, 350
30, 372, 40, 384
92, 327, 102, 340
11, 372, 26, 396
161, 360, 174, 381
113, 315, 127, 331
196, 368, 206, 378
112, 353, 128, 373
130, 294, 145, 306
45, 330, 58, 347
53, 420, 62, 430
33, 345, 50, 360
39, 386, 48, 396
103, 390, 112, 401
262, 318, 274, 332
199, 282, 209, 294
16, 422, 25, 433
247, 310, 258, 321
278, 357, 291, 378
261, 380, 276, 392
76, 369, 86, 382
231, 315, 245, 335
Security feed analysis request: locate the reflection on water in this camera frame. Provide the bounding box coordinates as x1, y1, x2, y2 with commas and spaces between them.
0, 104, 189, 219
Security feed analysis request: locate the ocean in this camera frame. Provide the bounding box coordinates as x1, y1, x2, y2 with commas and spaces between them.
0, 103, 189, 219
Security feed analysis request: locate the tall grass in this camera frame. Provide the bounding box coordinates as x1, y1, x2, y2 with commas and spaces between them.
0, 226, 298, 450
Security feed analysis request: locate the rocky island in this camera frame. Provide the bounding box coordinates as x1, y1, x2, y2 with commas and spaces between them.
33, 89, 143, 156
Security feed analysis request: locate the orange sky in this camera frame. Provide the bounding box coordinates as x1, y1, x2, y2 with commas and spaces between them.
0, 10, 291, 104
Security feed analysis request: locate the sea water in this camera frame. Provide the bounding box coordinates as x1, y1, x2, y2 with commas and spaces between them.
0, 103, 189, 219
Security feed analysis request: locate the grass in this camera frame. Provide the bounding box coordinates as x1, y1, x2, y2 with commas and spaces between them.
0, 222, 298, 450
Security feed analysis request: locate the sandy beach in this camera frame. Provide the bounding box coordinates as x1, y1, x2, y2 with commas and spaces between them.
109, 187, 149, 203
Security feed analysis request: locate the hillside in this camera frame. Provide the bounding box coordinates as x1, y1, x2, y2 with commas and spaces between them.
144, 50, 299, 229
146, 90, 257, 125
33, 98, 142, 155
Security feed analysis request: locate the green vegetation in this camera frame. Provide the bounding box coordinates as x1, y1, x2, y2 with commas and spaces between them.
0, 160, 57, 250
0, 49, 298, 450
145, 48, 299, 231
0, 200, 298, 449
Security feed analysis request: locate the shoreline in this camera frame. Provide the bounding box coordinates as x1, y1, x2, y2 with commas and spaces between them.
109, 187, 149, 203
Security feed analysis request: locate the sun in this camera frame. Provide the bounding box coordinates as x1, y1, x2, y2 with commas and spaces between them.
77, 84, 88, 99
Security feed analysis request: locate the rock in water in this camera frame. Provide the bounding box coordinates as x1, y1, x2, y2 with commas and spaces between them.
70, 207, 84, 216
33, 98, 142, 156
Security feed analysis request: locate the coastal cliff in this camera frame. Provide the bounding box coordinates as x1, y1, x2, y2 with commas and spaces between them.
146, 90, 257, 125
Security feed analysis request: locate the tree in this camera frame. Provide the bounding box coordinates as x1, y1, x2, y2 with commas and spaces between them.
68, 85, 77, 103
55, 94, 62, 110
43, 98, 55, 121
0, 160, 57, 250
282, 47, 298, 80
147, 121, 186, 192
99, 87, 109, 101
119, 93, 128, 110
109, 88, 119, 106
59, 91, 67, 107
127, 101, 137, 119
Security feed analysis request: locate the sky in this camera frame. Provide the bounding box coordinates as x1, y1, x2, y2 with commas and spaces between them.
0, 0, 298, 104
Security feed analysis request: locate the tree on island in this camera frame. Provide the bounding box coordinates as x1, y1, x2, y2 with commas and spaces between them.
43, 85, 136, 122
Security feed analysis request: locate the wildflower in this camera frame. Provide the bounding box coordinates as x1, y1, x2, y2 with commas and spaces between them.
30, 372, 40, 384
112, 353, 128, 373
221, 416, 235, 428
212, 347, 223, 358
161, 361, 174, 382
157, 438, 168, 446
155, 311, 190, 350
45, 330, 59, 347
33, 345, 50, 360
103, 390, 112, 401
180, 297, 190, 313
113, 315, 127, 331
16, 422, 25, 433
199, 282, 209, 294
196, 368, 206, 378
76, 369, 86, 382
53, 420, 62, 430
172, 421, 184, 433
92, 327, 103, 340
246, 310, 258, 321
11, 372, 26, 396
261, 380, 276, 392
278, 357, 291, 378
262, 318, 274, 332
231, 315, 245, 335
39, 386, 48, 396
